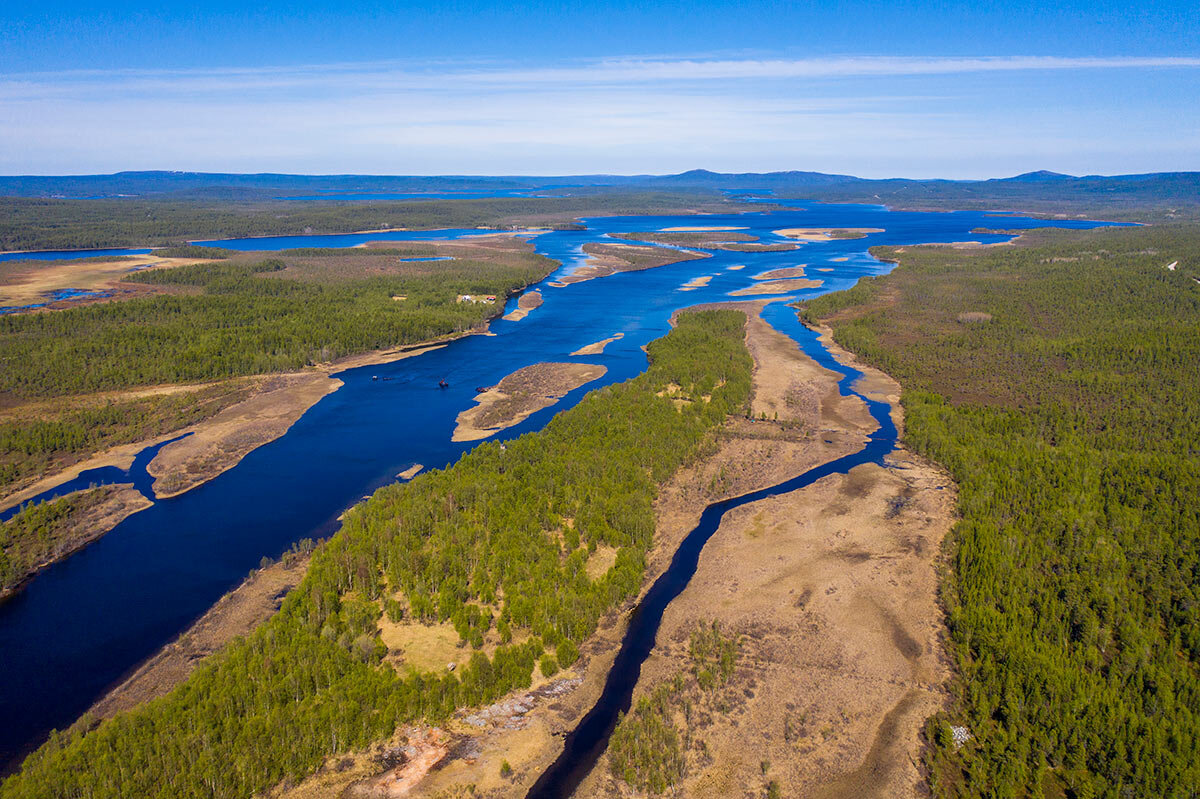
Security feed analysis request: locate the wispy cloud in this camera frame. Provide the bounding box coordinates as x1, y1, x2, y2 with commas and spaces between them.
5, 55, 1200, 98
1, 55, 1197, 176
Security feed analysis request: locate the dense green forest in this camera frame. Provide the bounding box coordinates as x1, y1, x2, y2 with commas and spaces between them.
801, 225, 1200, 798
0, 310, 753, 799
0, 192, 736, 251
0, 250, 552, 398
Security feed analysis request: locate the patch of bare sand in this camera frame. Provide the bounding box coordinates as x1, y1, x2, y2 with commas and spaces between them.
774, 227, 885, 241
725, 264, 746, 271
751, 266, 809, 280
570, 332, 624, 356
679, 275, 713, 291
832, 257, 850, 262
502, 290, 543, 321
453, 362, 607, 442
87, 552, 310, 719
397, 464, 423, 480
729, 277, 823, 296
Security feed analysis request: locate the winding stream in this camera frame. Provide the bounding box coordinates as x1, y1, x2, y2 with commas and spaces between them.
0, 199, 1115, 769
526, 304, 895, 797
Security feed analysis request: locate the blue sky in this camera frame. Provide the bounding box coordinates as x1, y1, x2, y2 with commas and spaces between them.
1, 0, 1198, 176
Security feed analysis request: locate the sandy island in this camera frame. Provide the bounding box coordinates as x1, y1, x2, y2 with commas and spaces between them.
551, 242, 709, 286
680, 275, 713, 291
570, 332, 624, 356
729, 277, 824, 296
502, 290, 543, 321
774, 227, 885, 242
452, 362, 607, 442
751, 266, 809, 280
397, 464, 423, 480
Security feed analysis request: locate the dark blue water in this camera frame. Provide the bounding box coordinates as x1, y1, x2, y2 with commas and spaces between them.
0, 434, 191, 524
0, 248, 153, 264
526, 303, 896, 798
0, 200, 1117, 770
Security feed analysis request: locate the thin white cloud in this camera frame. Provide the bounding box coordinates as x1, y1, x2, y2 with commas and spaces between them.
1, 55, 1196, 176
4, 55, 1200, 100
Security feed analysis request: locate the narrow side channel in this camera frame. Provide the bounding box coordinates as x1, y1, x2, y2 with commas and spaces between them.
525, 308, 896, 799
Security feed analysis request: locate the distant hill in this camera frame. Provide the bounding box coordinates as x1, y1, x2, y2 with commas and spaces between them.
1, 169, 1197, 218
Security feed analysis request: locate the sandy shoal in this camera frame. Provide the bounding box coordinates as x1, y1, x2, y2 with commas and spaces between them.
773, 227, 885, 241
729, 277, 823, 295
570, 332, 624, 356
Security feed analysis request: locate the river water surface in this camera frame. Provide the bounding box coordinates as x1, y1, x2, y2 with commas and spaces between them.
0, 199, 1114, 770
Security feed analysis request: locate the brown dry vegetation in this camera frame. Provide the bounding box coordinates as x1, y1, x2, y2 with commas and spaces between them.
549, 242, 708, 286
453, 362, 607, 442
501, 290, 543, 322
570, 333, 624, 356
729, 278, 824, 296
751, 266, 810, 280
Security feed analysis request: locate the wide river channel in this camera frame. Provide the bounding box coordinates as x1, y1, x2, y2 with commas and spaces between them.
0, 199, 1113, 771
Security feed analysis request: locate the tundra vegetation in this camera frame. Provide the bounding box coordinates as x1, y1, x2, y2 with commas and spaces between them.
0, 310, 753, 799
802, 224, 1200, 799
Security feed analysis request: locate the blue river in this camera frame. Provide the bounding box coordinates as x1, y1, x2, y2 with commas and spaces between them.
0, 199, 1116, 770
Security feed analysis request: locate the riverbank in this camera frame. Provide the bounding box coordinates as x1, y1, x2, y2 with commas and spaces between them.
85, 549, 312, 721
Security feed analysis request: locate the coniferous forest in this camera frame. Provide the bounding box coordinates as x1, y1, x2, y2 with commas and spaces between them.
803, 225, 1200, 799
0, 310, 752, 799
